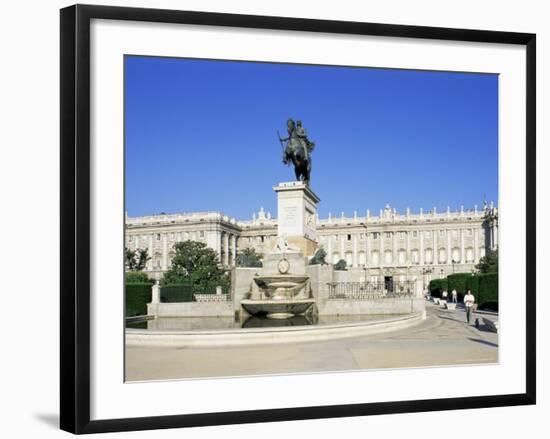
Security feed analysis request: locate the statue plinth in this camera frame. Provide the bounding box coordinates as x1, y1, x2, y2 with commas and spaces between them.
273, 181, 320, 257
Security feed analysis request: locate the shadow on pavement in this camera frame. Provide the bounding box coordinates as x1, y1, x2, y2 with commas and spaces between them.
468, 337, 498, 348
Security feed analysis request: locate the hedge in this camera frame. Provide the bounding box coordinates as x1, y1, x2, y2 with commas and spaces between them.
477, 272, 498, 310
465, 275, 479, 296
125, 283, 151, 317
428, 278, 448, 298
160, 284, 195, 303
447, 273, 472, 302
125, 271, 153, 284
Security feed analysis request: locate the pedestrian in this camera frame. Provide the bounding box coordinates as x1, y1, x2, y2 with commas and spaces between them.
442, 289, 448, 302
463, 289, 475, 324
451, 289, 458, 304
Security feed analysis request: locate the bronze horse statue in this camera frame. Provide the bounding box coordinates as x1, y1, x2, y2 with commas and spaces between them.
278, 118, 315, 185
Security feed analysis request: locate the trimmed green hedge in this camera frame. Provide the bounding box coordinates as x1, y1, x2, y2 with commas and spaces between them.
125, 271, 153, 284
428, 278, 448, 298
125, 283, 151, 317
478, 272, 498, 310
160, 284, 195, 303
447, 273, 472, 302
465, 275, 479, 296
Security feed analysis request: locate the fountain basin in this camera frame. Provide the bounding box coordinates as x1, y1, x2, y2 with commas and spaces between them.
253, 275, 309, 299
241, 298, 315, 319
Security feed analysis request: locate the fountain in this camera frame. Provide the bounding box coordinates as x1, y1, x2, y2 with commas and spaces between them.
240, 236, 317, 319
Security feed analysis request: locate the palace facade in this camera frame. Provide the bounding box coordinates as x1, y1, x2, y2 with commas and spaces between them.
125, 202, 498, 288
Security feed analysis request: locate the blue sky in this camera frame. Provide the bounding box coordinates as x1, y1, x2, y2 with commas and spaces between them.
125, 56, 498, 219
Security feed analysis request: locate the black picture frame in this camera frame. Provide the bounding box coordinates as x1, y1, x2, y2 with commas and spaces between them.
60, 4, 536, 434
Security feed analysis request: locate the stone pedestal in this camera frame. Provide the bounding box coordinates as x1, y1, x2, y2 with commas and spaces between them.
273, 181, 320, 257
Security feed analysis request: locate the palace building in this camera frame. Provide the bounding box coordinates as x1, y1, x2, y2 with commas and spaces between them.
125, 201, 498, 288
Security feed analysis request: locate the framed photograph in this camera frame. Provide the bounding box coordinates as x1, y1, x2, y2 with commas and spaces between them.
60, 4, 536, 434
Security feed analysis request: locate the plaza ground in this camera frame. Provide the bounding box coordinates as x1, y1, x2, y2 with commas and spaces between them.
125, 302, 498, 382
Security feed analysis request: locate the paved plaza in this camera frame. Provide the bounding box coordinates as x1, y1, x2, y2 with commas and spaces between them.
125, 302, 498, 382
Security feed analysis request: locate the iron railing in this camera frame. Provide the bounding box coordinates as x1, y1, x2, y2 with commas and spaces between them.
327, 281, 415, 300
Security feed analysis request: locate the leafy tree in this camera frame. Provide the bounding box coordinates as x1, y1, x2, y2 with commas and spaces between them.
161, 241, 227, 288
235, 248, 263, 267
125, 247, 151, 271
333, 259, 347, 271
475, 248, 498, 273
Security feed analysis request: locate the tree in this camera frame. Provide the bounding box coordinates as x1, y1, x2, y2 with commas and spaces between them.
333, 259, 347, 271
161, 241, 227, 287
125, 247, 150, 271
475, 248, 498, 273
235, 248, 263, 267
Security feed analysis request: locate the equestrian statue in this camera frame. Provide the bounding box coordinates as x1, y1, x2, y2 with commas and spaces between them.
278, 118, 315, 185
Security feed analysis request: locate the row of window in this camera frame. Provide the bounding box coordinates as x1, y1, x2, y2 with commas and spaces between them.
321, 229, 477, 242
330, 247, 484, 266
127, 230, 205, 243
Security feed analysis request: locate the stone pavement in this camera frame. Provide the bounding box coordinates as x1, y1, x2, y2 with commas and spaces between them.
125, 302, 499, 382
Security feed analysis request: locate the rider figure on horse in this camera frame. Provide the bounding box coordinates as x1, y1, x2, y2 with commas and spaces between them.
279, 118, 315, 185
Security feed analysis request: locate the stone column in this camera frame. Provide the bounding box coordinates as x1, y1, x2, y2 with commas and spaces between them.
148, 234, 154, 271
365, 232, 370, 265
327, 235, 332, 263
419, 231, 424, 265
161, 234, 168, 270
446, 230, 451, 264
392, 232, 396, 266
340, 234, 345, 262
406, 231, 410, 264
460, 229, 465, 263
352, 233, 358, 267
231, 235, 237, 266
474, 228, 480, 262
379, 233, 384, 267
223, 232, 229, 266
433, 229, 438, 264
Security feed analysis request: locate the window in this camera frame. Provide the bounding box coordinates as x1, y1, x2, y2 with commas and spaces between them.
412, 231, 418, 238
438, 248, 447, 264
411, 249, 419, 263
358, 251, 366, 265
345, 252, 353, 266
156, 233, 161, 240
425, 248, 433, 263
128, 236, 133, 242
466, 247, 474, 263
261, 236, 265, 243
385, 232, 392, 239
371, 250, 379, 265
372, 232, 379, 240
467, 229, 473, 236
335, 234, 339, 241
199, 231, 205, 238
384, 250, 393, 264
170, 233, 175, 239
347, 234, 351, 241
452, 247, 460, 263
439, 230, 445, 237
398, 249, 406, 265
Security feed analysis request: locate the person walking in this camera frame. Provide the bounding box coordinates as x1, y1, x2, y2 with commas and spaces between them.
451, 289, 458, 304
463, 290, 475, 324
442, 289, 448, 302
